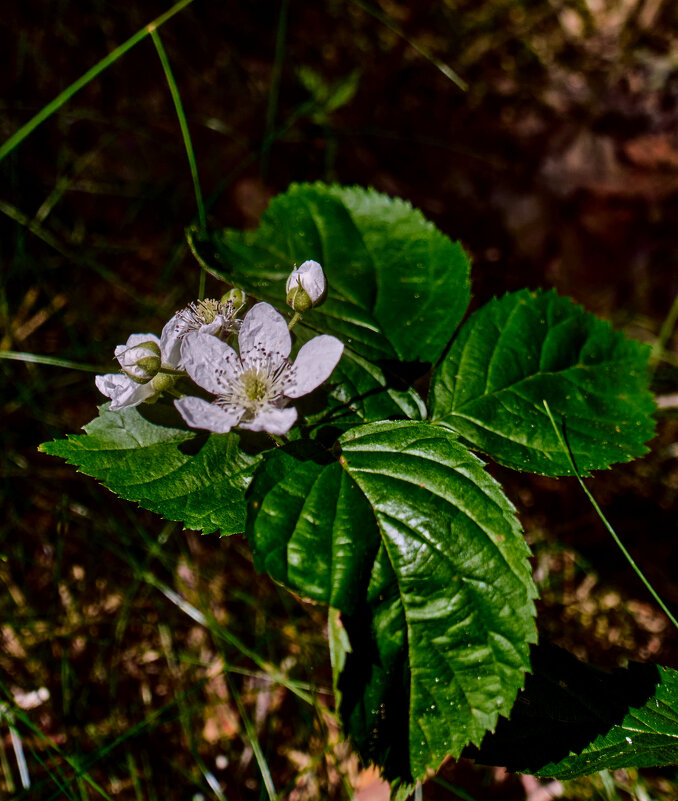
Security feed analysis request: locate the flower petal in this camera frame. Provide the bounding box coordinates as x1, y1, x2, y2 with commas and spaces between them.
240, 406, 298, 435
285, 335, 344, 398
180, 332, 240, 395
160, 314, 185, 367
122, 333, 161, 350
95, 373, 156, 410
239, 302, 291, 364
175, 396, 243, 433
200, 316, 225, 336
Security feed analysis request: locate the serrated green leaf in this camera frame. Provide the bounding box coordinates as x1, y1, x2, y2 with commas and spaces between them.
540, 665, 678, 778
195, 182, 471, 365
430, 288, 656, 476
472, 641, 678, 780
246, 421, 537, 780
39, 404, 261, 535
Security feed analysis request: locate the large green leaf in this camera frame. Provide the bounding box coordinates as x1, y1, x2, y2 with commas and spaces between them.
39, 404, 261, 535
192, 182, 471, 365
472, 641, 678, 780
246, 420, 537, 780
430, 289, 656, 476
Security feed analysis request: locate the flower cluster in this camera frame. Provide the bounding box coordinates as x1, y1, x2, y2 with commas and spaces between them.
96, 264, 342, 436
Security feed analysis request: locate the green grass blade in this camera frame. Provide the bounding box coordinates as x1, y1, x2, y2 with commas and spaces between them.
141, 571, 315, 706
0, 0, 195, 163
543, 399, 678, 633
651, 291, 678, 374
349, 0, 467, 91
224, 673, 276, 801
0, 731, 16, 795
261, 0, 291, 179
0, 351, 105, 373
150, 29, 206, 231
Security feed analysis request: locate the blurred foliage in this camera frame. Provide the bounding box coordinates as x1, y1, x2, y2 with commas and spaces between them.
1, 0, 678, 797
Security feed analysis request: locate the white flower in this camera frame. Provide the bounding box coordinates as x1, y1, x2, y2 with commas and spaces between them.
162, 297, 241, 367
286, 260, 327, 312
175, 301, 343, 435
96, 321, 182, 411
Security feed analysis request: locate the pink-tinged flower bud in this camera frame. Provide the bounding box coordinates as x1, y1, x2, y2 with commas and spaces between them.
286, 260, 327, 312
116, 339, 161, 384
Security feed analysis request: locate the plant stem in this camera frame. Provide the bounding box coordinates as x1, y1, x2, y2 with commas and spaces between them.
0, 0, 195, 163
288, 312, 302, 330
260, 0, 291, 179
150, 29, 206, 232
650, 291, 678, 376
0, 350, 104, 373
543, 399, 678, 633
348, 0, 467, 91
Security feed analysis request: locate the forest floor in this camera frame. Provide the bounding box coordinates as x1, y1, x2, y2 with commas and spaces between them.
1, 1, 678, 799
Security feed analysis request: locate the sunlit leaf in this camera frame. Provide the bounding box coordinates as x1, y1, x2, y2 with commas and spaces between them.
246, 420, 537, 780
193, 182, 471, 365
430, 289, 656, 475
40, 404, 261, 535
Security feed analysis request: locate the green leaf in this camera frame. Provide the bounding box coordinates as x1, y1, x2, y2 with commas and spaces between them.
472, 641, 678, 780
193, 182, 471, 365
297, 67, 361, 118
246, 421, 537, 780
430, 289, 656, 476
39, 404, 261, 535
301, 337, 427, 432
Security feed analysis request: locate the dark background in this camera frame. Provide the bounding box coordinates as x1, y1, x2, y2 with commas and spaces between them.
1, 1, 678, 798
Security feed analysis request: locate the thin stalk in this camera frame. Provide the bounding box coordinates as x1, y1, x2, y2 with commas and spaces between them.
0, 0, 195, 162
124, 752, 144, 801
157, 366, 185, 376
348, 0, 467, 91
0, 351, 104, 373
432, 777, 481, 801
0, 731, 15, 794
287, 312, 301, 330
261, 0, 291, 179
197, 264, 206, 301
543, 399, 678, 632
224, 673, 277, 801
650, 291, 678, 375
151, 29, 206, 231
140, 571, 315, 705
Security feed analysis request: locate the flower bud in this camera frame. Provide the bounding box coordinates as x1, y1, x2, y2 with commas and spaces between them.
150, 371, 176, 393
117, 340, 161, 384
286, 260, 327, 312
221, 287, 247, 312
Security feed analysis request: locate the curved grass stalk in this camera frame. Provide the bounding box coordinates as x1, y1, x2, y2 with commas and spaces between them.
543, 399, 678, 633
150, 29, 206, 232
348, 0, 467, 91
0, 351, 104, 373
0, 0, 195, 163
651, 291, 678, 375
224, 673, 277, 801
